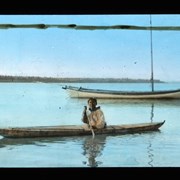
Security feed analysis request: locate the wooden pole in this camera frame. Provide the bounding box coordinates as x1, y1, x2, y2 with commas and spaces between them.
150, 15, 154, 92
84, 106, 95, 139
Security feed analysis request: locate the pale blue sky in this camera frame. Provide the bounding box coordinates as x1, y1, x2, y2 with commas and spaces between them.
0, 15, 180, 82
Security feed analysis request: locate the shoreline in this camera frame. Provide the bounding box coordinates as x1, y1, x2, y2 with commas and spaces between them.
0, 76, 164, 83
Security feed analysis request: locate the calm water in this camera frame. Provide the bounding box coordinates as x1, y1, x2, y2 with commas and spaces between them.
0, 82, 180, 167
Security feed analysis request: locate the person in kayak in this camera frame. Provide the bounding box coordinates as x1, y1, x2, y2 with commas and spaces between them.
82, 97, 106, 129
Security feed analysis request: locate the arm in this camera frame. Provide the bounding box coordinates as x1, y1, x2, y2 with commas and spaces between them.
81, 106, 88, 124
95, 109, 106, 128
97, 109, 105, 122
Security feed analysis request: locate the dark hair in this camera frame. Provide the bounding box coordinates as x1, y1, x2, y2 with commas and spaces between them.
88, 97, 97, 105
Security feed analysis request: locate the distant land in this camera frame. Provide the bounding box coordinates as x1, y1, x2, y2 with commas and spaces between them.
0, 75, 164, 83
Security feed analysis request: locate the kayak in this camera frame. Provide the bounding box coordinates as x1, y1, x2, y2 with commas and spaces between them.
0, 121, 165, 138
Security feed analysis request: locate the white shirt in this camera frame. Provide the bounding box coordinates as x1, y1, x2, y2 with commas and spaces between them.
86, 107, 106, 129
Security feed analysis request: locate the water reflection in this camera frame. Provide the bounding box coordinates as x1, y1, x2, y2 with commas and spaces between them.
0, 135, 107, 167
0, 136, 61, 147
150, 103, 154, 123
147, 140, 154, 167
146, 132, 158, 167
82, 135, 106, 167
147, 106, 155, 167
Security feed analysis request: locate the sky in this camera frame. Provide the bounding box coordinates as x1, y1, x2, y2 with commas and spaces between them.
0, 15, 180, 82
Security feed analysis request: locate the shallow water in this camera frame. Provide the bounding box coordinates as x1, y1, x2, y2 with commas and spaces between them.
0, 82, 180, 167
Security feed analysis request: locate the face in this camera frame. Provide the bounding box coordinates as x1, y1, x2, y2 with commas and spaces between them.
88, 99, 96, 109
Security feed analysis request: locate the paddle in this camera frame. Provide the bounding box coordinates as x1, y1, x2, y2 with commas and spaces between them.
84, 106, 95, 139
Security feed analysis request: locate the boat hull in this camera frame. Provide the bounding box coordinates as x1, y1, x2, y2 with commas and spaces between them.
63, 86, 180, 99
0, 121, 165, 138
